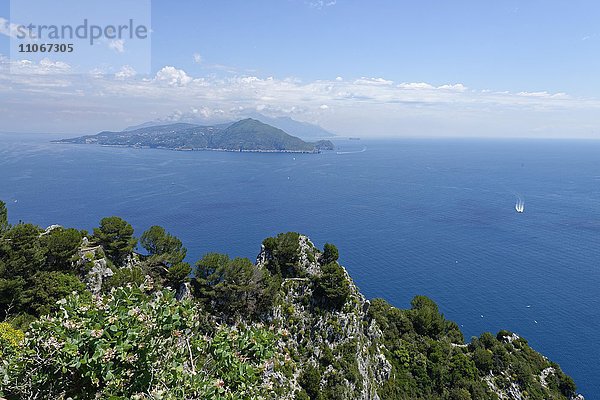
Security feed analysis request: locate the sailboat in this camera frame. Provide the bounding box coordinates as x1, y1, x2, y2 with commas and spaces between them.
515, 200, 524, 213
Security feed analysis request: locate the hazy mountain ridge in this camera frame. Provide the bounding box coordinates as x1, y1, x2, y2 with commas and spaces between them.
123, 113, 335, 141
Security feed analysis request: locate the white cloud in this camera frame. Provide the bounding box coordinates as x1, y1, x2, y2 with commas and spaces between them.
193, 53, 202, 64
89, 68, 106, 78
154, 66, 193, 86
581, 34, 597, 41
2, 57, 600, 138
355, 77, 394, 86
397, 82, 434, 90
39, 58, 70, 70
517, 91, 568, 99
438, 84, 467, 92
115, 65, 137, 80
0, 17, 20, 38
108, 39, 125, 53
309, 0, 337, 9
8, 57, 72, 75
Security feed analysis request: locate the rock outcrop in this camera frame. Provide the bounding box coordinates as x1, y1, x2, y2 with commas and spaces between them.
255, 234, 583, 400
257, 235, 391, 400
73, 241, 112, 294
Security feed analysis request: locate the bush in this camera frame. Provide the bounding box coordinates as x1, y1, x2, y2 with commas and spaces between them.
165, 262, 192, 288
1, 286, 281, 399
0, 200, 8, 233
0, 322, 24, 357
262, 232, 301, 277
408, 295, 445, 338
23, 270, 87, 316
93, 217, 137, 266
313, 262, 350, 310
299, 364, 322, 400
194, 253, 277, 319
321, 243, 339, 265
104, 266, 146, 291
472, 347, 494, 373
40, 227, 82, 271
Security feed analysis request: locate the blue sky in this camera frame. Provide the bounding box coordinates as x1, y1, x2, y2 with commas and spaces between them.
1, 0, 600, 137
149, 0, 600, 95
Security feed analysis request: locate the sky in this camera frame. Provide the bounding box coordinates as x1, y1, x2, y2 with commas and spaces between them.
1, 0, 600, 137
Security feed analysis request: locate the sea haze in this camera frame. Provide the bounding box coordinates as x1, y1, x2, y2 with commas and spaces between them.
1, 134, 599, 397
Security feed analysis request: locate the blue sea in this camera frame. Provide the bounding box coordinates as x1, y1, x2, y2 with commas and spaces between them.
1, 134, 599, 397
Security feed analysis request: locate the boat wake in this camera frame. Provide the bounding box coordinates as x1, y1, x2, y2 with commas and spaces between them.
336, 147, 367, 155
515, 195, 525, 213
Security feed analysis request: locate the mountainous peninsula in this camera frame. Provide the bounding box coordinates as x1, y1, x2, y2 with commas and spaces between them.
0, 201, 582, 399
123, 113, 336, 141
54, 118, 335, 153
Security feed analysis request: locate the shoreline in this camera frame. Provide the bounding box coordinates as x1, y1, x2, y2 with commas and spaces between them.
50, 141, 324, 154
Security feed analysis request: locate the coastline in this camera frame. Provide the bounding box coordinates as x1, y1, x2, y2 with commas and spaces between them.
50, 141, 325, 154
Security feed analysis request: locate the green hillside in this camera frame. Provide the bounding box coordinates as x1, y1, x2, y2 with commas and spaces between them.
55, 118, 334, 153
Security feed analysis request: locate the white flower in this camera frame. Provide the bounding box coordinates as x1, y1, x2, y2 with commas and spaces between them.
90, 329, 104, 338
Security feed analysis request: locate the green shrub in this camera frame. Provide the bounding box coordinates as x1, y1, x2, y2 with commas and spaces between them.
1, 286, 281, 399
104, 266, 146, 291
262, 232, 301, 278
23, 270, 87, 316
194, 253, 277, 319
313, 262, 350, 311
408, 295, 446, 338
93, 216, 137, 266
299, 364, 321, 400
0, 200, 8, 233
0, 322, 24, 357
40, 227, 82, 271
321, 243, 339, 265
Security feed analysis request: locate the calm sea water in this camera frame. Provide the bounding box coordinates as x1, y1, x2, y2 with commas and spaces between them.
1, 134, 599, 396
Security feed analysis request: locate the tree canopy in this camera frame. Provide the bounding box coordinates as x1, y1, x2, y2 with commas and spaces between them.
313, 262, 351, 310
40, 227, 82, 272
93, 216, 137, 266
0, 222, 83, 323
262, 232, 301, 278
0, 200, 8, 233
140, 225, 186, 264
321, 243, 339, 265
194, 253, 277, 319
140, 225, 190, 288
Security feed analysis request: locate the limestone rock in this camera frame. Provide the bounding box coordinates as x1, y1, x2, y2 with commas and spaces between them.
73, 244, 113, 294
267, 234, 390, 400
176, 282, 192, 301
39, 224, 62, 236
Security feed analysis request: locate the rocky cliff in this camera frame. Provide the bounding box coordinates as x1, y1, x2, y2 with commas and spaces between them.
256, 235, 391, 399
1, 223, 583, 400
251, 233, 582, 400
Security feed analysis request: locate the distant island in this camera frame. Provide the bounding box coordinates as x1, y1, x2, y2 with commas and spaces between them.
54, 118, 335, 154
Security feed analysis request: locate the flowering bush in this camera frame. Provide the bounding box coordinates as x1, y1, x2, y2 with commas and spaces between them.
0, 286, 280, 399
0, 322, 24, 358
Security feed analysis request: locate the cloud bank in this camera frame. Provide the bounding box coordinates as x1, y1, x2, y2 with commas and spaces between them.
1, 56, 600, 138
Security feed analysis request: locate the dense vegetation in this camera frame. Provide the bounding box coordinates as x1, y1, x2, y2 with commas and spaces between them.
0, 200, 580, 399
367, 298, 576, 400
55, 118, 335, 153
